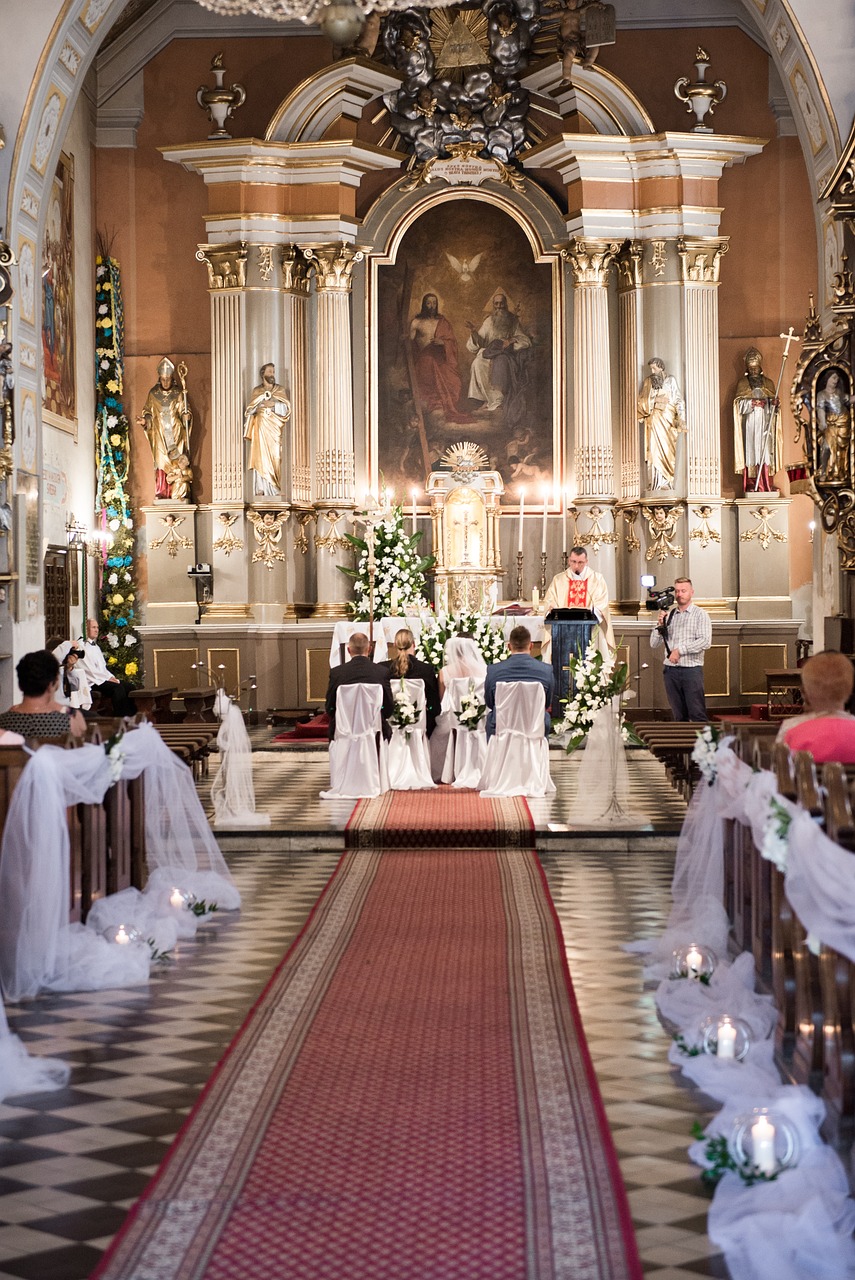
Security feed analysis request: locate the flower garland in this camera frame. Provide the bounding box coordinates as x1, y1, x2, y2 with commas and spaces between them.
340, 505, 434, 620
416, 609, 508, 670
95, 253, 141, 685
692, 724, 723, 785
551, 640, 629, 753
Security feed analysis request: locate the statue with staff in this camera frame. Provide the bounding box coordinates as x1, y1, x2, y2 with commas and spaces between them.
733, 329, 799, 493
137, 357, 193, 500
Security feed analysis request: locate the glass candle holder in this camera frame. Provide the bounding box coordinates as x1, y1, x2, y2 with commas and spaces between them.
699, 1014, 752, 1061
671, 943, 717, 982
102, 923, 144, 947
729, 1107, 799, 1177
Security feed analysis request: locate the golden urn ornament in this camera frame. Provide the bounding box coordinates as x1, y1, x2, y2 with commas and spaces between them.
196, 54, 246, 140
674, 48, 726, 133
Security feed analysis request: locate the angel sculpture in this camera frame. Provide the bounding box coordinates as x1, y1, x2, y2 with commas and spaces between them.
446, 253, 483, 284
641, 504, 684, 564
247, 508, 288, 570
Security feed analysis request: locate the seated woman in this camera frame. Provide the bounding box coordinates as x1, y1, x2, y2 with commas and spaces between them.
431, 635, 488, 781
776, 651, 855, 763
0, 650, 86, 739
382, 629, 441, 737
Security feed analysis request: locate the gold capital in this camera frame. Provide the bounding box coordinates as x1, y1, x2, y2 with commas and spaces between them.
616, 240, 643, 291
281, 246, 312, 295
677, 237, 729, 284
560, 238, 621, 286
303, 243, 365, 293
195, 242, 248, 290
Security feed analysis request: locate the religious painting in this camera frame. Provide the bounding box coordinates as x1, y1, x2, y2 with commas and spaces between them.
811, 365, 852, 487
374, 198, 556, 505
41, 151, 76, 434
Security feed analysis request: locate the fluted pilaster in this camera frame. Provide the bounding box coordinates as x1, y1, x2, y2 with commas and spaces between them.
283, 248, 312, 504
616, 242, 642, 501
678, 237, 728, 501
194, 240, 248, 505
563, 238, 620, 498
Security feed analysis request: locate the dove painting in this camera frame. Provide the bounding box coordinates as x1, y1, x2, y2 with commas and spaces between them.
446, 253, 483, 285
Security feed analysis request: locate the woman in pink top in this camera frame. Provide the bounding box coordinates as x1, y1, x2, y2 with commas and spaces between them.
777, 651, 855, 763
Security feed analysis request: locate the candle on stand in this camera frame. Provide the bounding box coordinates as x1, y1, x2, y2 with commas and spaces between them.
411, 489, 418, 536
751, 1115, 777, 1174
518, 487, 526, 554
686, 946, 702, 980
716, 1020, 737, 1059
541, 490, 549, 554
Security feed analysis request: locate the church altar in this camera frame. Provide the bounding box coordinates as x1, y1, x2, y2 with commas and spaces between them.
329, 614, 547, 667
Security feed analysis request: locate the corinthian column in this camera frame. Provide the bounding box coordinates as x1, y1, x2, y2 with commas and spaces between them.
562, 238, 620, 599
305, 243, 364, 617
678, 237, 730, 613
615, 241, 642, 612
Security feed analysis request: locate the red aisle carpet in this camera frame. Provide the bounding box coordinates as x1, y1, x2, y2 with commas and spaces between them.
94, 794, 641, 1280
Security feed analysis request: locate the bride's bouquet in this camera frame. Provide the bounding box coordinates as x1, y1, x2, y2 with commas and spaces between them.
390, 679, 420, 738
551, 641, 629, 754
454, 681, 487, 731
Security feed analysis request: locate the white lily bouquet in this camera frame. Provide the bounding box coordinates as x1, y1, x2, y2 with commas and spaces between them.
551, 640, 629, 754
692, 724, 722, 785
454, 681, 486, 731
390, 678, 420, 738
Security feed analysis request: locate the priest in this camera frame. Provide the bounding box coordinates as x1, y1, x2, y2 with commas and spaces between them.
542, 545, 614, 660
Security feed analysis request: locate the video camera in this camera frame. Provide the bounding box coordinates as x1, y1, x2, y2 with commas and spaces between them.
641, 575, 676, 613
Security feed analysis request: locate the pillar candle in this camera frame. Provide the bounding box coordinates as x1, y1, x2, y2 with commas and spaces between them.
541, 491, 548, 554
751, 1115, 776, 1175
716, 1021, 737, 1059
562, 495, 568, 552
411, 490, 418, 536
518, 487, 526, 554
686, 946, 702, 980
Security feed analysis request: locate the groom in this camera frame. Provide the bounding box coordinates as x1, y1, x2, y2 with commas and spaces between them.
484, 625, 554, 739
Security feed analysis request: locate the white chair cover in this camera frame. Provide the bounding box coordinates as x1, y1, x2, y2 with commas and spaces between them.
387, 678, 435, 791
442, 676, 487, 789
211, 700, 271, 828
479, 681, 556, 798
320, 683, 389, 799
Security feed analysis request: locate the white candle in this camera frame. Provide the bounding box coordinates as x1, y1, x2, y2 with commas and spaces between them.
532, 587, 540, 611
170, 888, 184, 909
562, 493, 568, 553
716, 1021, 737, 1059
411, 490, 418, 536
541, 491, 549, 554
390, 586, 400, 617
116, 925, 130, 946
751, 1115, 777, 1174
518, 487, 526, 554
686, 946, 702, 980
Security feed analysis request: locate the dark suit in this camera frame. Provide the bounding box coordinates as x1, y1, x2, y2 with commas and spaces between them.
484, 652, 554, 739
382, 656, 441, 737
325, 655, 394, 741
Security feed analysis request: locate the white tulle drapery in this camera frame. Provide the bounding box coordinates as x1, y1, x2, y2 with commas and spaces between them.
211, 701, 271, 828
625, 738, 855, 1278
570, 702, 650, 827
0, 725, 239, 1005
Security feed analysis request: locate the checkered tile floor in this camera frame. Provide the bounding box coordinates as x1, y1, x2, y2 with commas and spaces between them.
0, 756, 725, 1280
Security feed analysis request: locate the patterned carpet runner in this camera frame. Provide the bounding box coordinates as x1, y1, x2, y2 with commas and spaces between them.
346, 786, 534, 848
94, 799, 641, 1280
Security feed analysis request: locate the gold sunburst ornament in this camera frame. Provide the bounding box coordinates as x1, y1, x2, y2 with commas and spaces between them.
441, 441, 490, 480
430, 7, 490, 80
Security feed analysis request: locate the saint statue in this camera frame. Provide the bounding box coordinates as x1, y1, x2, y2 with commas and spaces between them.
637, 357, 685, 491
815, 368, 851, 483
243, 363, 291, 496
733, 347, 782, 492
137, 357, 192, 500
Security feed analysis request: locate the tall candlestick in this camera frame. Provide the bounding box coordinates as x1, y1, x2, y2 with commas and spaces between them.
518, 487, 526, 554
561, 494, 567, 553
541, 491, 548, 554
751, 1115, 776, 1174
411, 489, 418, 537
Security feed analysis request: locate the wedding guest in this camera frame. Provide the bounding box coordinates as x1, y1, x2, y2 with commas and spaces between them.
384, 629, 441, 736
431, 636, 488, 781
484, 624, 553, 739
76, 618, 135, 716
0, 650, 86, 739
325, 632, 394, 741
777, 651, 855, 763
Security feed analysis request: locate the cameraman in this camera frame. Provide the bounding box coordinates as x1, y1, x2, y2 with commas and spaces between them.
650, 577, 712, 721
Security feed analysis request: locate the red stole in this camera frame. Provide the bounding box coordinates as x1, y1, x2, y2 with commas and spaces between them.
566, 576, 588, 608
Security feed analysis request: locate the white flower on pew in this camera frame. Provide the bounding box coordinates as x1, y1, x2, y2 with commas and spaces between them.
390, 679, 419, 739
805, 932, 821, 956
104, 728, 126, 783
759, 796, 792, 873
455, 681, 487, 730
692, 724, 723, 785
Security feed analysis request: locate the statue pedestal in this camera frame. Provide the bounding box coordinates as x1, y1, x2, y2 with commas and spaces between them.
201, 503, 254, 624
142, 503, 198, 625
734, 496, 792, 619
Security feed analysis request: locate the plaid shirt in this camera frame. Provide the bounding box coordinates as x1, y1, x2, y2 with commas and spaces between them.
650, 603, 711, 667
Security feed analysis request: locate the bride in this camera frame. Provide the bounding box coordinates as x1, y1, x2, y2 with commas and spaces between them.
430, 636, 487, 782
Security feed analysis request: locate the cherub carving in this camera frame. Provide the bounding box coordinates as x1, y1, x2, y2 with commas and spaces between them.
247, 508, 288, 569
641, 504, 684, 563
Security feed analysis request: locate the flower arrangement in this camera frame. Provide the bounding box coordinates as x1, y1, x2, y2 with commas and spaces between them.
551, 641, 629, 754
416, 609, 508, 670
454, 680, 487, 730
390, 678, 420, 738
760, 796, 792, 872
340, 504, 434, 620
95, 243, 142, 687
692, 724, 723, 785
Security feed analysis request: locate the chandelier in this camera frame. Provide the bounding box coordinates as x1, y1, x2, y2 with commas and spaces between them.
195, 0, 455, 45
